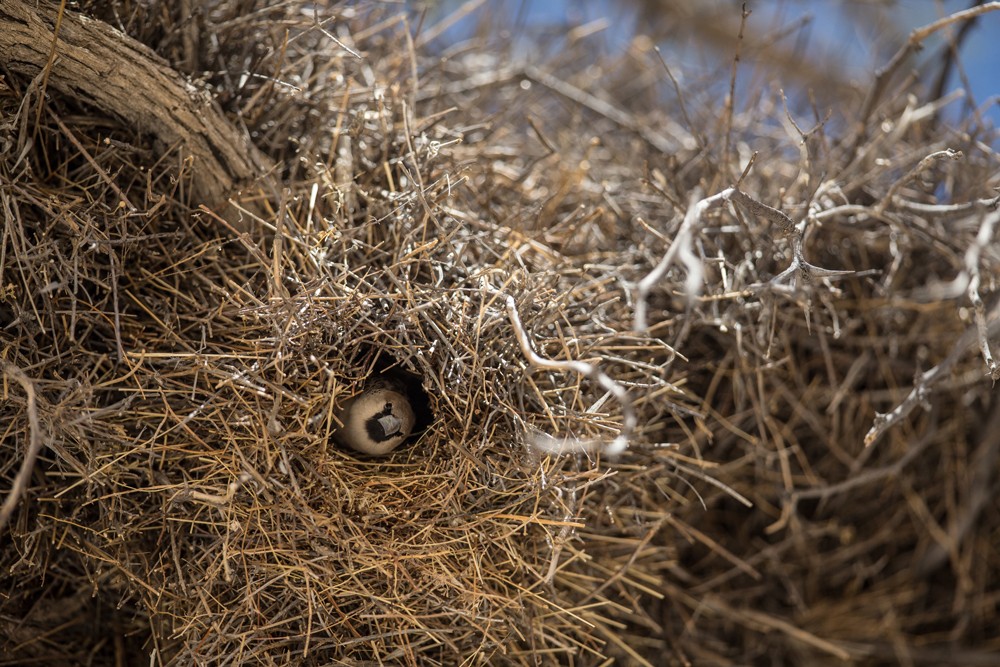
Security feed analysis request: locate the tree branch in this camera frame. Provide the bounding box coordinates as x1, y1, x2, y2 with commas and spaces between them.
0, 0, 273, 215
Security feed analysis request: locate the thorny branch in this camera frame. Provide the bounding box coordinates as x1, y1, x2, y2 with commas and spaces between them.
636, 180, 999, 451
633, 186, 846, 332
865, 297, 1000, 447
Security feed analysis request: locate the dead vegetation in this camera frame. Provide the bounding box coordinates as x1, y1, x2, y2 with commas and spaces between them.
1, 1, 999, 665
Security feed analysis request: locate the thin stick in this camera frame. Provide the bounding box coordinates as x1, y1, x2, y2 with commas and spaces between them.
875, 148, 963, 214
33, 0, 68, 135
635, 188, 731, 332
964, 209, 1000, 379
0, 362, 44, 533
653, 46, 701, 150
722, 4, 751, 182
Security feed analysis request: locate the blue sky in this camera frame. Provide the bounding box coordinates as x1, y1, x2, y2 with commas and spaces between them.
423, 0, 1000, 133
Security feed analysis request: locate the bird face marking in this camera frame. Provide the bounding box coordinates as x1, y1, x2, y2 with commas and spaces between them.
367, 402, 405, 442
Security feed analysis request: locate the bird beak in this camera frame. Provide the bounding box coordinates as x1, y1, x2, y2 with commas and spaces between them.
376, 413, 402, 438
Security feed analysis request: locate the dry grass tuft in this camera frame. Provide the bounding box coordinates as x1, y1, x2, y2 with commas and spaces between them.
2, 1, 999, 665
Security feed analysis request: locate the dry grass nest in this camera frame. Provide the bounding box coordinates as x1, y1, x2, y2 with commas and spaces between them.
2, 1, 1000, 665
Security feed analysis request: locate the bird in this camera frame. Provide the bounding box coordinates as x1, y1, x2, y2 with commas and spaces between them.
332, 376, 416, 456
